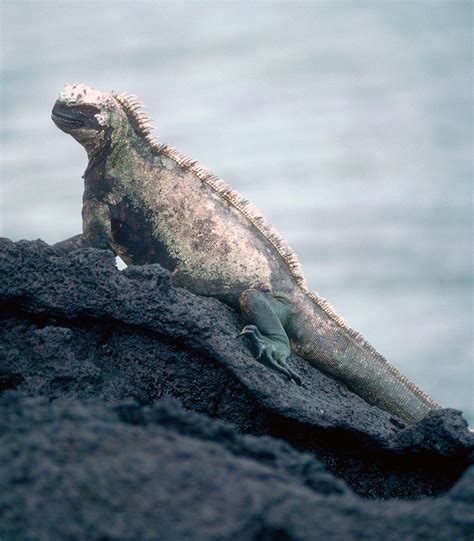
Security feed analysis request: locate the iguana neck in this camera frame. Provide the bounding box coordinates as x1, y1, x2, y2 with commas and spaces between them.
83, 119, 153, 198
83, 132, 112, 180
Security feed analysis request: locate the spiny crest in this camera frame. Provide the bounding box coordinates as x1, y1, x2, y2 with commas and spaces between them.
112, 90, 309, 292
113, 92, 156, 137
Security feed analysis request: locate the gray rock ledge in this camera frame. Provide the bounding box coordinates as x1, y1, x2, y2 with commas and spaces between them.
0, 238, 472, 540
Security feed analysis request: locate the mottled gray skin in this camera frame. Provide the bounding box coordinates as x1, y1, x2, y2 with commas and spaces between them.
52, 83, 441, 424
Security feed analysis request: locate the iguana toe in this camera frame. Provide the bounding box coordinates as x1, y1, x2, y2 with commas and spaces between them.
275, 358, 302, 386
238, 325, 301, 384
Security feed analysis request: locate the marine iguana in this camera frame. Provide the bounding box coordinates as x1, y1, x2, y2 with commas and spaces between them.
51, 83, 440, 424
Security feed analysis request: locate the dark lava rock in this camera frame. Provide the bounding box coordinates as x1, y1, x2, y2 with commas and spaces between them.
0, 393, 472, 541
0, 238, 473, 540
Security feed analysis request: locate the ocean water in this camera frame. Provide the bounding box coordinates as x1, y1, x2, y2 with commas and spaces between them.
1, 2, 472, 422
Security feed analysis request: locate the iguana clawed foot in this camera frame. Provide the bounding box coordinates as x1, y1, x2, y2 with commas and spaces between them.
238, 325, 302, 385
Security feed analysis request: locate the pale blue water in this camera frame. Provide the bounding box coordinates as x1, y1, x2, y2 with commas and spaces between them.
1, 2, 472, 422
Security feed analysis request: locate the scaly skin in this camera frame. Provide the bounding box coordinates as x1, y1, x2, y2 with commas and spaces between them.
51, 83, 441, 424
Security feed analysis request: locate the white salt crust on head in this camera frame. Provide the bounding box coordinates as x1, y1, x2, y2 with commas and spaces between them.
58, 83, 111, 106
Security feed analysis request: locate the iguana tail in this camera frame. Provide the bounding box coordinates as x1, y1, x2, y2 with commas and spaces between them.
288, 290, 440, 424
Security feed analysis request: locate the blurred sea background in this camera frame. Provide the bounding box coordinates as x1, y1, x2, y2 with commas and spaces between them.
1, 2, 472, 422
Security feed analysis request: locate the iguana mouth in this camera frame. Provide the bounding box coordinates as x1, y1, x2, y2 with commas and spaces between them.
51, 109, 85, 129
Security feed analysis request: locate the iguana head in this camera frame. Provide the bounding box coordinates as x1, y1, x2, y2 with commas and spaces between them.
52, 83, 124, 157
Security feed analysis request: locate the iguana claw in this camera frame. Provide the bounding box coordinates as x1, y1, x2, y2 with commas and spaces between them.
238, 325, 301, 385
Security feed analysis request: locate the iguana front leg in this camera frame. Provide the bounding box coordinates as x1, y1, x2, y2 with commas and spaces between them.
239, 289, 301, 385
53, 233, 87, 253
54, 198, 113, 254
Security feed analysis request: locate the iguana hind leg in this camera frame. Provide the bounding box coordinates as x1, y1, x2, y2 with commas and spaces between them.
238, 289, 301, 385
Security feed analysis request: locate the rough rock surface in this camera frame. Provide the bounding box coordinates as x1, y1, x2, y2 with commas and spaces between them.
0, 238, 473, 540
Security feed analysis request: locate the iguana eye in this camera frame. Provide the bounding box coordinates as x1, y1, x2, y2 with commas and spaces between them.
75, 104, 101, 118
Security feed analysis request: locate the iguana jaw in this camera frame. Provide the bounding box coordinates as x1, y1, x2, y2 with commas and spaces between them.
51, 104, 88, 130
